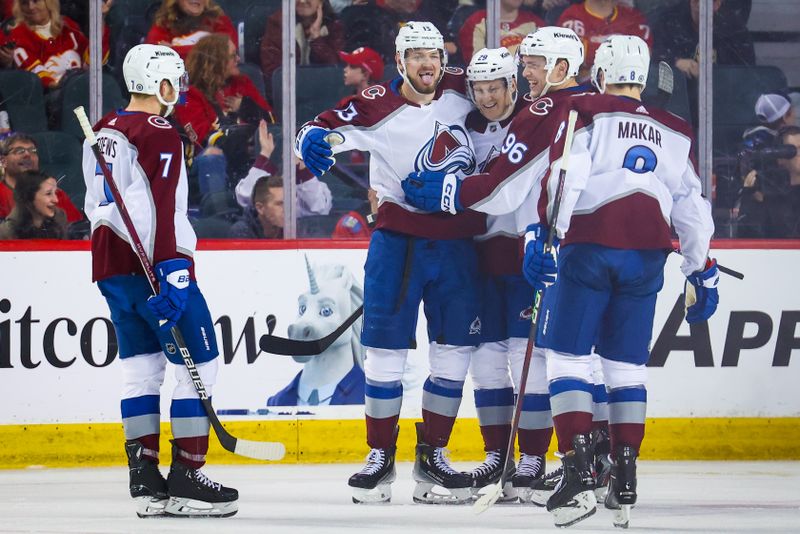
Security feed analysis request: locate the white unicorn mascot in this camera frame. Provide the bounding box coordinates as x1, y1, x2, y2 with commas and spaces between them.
267, 257, 366, 406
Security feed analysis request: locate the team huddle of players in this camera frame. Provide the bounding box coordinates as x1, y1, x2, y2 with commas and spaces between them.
297, 22, 718, 529
82, 17, 719, 528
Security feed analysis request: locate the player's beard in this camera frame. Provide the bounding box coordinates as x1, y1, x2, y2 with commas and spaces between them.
408, 68, 440, 95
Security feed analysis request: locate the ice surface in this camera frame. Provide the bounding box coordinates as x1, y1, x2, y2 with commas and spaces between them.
0, 461, 798, 533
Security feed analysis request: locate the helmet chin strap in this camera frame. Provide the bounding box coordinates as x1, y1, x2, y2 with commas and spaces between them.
156, 81, 180, 117
541, 67, 570, 97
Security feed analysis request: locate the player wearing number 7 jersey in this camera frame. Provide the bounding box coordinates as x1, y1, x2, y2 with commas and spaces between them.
81, 44, 238, 518
525, 35, 716, 528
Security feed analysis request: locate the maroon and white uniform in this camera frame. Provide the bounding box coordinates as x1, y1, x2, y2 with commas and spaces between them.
459, 86, 595, 265
541, 94, 713, 274
466, 97, 528, 275
295, 69, 486, 239
82, 110, 196, 282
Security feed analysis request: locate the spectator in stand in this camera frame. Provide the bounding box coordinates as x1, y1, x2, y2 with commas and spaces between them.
652, 0, 755, 80
0, 133, 81, 222
339, 0, 447, 65
742, 93, 796, 150
458, 0, 544, 64
260, 0, 345, 97
146, 0, 237, 60
175, 33, 274, 198
233, 118, 332, 216
557, 0, 651, 79
0, 169, 66, 239
1, 0, 12, 19
738, 125, 800, 238
229, 175, 285, 239
0, 0, 111, 88
340, 46, 384, 94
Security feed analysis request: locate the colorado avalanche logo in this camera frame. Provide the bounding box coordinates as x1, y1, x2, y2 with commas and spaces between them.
414, 122, 476, 175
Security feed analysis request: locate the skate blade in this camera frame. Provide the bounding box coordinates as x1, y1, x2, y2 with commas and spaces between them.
515, 487, 547, 506
134, 496, 168, 518
612, 504, 632, 529
413, 482, 472, 505
528, 488, 553, 507
551, 490, 598, 528
351, 484, 392, 504
164, 496, 238, 518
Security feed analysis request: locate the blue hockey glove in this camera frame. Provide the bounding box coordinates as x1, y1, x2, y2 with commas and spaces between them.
684, 258, 719, 324
147, 258, 191, 331
401, 171, 463, 214
300, 127, 335, 177
522, 223, 560, 291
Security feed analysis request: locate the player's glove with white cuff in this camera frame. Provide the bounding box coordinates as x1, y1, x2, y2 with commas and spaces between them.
299, 127, 335, 177
147, 258, 191, 331
522, 223, 560, 291
684, 258, 719, 324
402, 171, 463, 214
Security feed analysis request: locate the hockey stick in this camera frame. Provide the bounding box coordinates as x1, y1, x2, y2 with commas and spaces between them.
258, 305, 364, 356
652, 61, 674, 109
672, 249, 744, 280
475, 109, 580, 514
75, 106, 285, 462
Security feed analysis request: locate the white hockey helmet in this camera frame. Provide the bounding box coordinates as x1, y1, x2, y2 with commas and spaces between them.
123, 44, 188, 117
395, 21, 447, 95
591, 35, 650, 94
467, 47, 518, 119
518, 26, 584, 95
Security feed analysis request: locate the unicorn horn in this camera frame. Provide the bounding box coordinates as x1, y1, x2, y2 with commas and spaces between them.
305, 255, 319, 295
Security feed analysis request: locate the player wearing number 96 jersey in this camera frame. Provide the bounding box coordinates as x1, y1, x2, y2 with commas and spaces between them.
403, 28, 617, 505
81, 44, 238, 519
527, 35, 716, 528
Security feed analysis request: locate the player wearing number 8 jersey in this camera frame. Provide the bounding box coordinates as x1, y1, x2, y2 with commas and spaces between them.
525, 35, 717, 528
81, 44, 237, 518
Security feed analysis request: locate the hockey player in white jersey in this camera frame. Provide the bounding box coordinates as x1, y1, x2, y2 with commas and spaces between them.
403, 27, 613, 503
296, 22, 484, 505
461, 46, 534, 501
523, 35, 718, 528
82, 44, 237, 518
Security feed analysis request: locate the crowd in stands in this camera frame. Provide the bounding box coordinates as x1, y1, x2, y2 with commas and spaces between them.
0, 0, 797, 240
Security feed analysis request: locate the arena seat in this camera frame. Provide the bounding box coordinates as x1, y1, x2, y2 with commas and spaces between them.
243, 0, 282, 65
60, 73, 127, 140
271, 65, 351, 126
713, 65, 788, 155
0, 70, 48, 133
31, 130, 86, 209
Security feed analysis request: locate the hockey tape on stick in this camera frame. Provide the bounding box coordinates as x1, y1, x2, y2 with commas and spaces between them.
259, 305, 364, 356
653, 61, 674, 109
475, 109, 580, 514
74, 106, 285, 462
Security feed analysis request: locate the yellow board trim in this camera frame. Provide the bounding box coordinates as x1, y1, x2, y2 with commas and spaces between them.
1, 418, 798, 469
